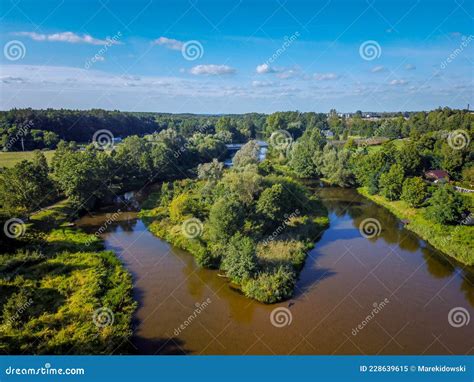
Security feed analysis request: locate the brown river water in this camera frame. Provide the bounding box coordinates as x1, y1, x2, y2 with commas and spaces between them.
76, 187, 474, 355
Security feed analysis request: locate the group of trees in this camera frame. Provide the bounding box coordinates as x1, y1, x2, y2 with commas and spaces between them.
146, 140, 328, 303
286, 123, 472, 225
0, 129, 227, 215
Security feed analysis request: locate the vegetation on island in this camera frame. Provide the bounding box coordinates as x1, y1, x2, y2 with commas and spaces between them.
140, 141, 329, 303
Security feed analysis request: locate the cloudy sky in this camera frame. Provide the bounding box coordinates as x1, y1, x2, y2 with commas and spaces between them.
0, 0, 473, 113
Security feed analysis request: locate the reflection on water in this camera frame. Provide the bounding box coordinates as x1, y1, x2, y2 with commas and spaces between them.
76, 187, 474, 355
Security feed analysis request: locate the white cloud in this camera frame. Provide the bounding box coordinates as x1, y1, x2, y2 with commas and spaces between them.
152, 37, 183, 50
404, 64, 416, 70
252, 80, 274, 87
371, 65, 385, 73
256, 63, 275, 74
13, 31, 121, 45
389, 79, 408, 86
190, 64, 235, 75
314, 72, 339, 81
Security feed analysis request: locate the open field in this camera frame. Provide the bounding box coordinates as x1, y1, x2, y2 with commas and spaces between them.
0, 150, 55, 168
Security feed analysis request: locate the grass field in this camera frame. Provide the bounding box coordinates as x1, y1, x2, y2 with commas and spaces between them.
0, 150, 55, 168
365, 138, 407, 152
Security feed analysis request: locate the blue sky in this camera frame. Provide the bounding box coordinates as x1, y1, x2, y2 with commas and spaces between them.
0, 0, 473, 113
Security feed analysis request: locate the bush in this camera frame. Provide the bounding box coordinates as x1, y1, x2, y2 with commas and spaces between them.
242, 265, 296, 304
221, 234, 257, 283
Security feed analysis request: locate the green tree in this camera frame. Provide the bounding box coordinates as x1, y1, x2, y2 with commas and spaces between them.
401, 177, 428, 207
0, 158, 55, 214
256, 183, 288, 222
221, 234, 258, 283
232, 140, 260, 168
289, 128, 326, 177
425, 185, 465, 224
197, 159, 224, 183
379, 164, 405, 200
208, 196, 246, 242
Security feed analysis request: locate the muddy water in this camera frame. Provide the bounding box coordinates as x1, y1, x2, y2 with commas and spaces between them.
76, 188, 474, 355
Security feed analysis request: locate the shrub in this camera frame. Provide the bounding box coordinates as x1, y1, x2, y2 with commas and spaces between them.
221, 234, 258, 283
242, 265, 295, 304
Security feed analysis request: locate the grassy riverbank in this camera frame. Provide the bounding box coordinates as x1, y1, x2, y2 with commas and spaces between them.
0, 200, 136, 354
358, 187, 474, 266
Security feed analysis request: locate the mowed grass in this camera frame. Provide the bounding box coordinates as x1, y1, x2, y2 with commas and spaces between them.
365, 138, 407, 153
0, 150, 55, 168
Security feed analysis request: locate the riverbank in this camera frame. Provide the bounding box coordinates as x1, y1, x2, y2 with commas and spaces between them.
358, 187, 473, 266
0, 200, 136, 354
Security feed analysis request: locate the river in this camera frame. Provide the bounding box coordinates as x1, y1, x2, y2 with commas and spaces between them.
76, 187, 473, 355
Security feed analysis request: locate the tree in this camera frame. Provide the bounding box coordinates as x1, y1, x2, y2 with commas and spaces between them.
401, 177, 427, 207
256, 183, 288, 222
378, 164, 405, 200
221, 234, 257, 283
53, 147, 113, 209
321, 145, 355, 187
197, 159, 224, 183
232, 140, 260, 168
208, 196, 246, 242
289, 128, 326, 177
425, 185, 465, 224
0, 158, 55, 215
397, 142, 421, 176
